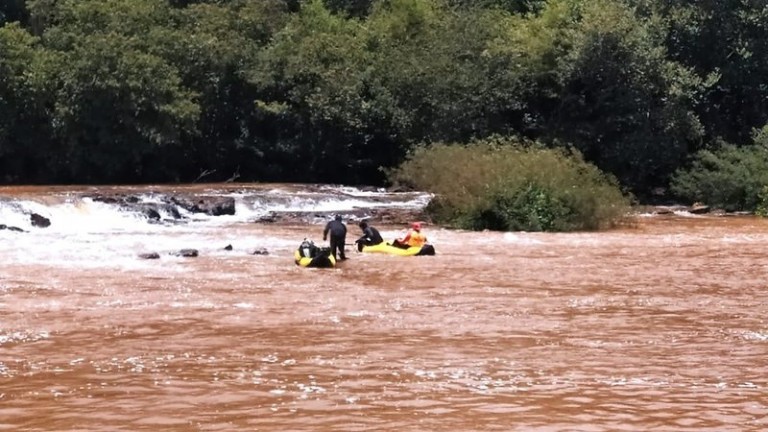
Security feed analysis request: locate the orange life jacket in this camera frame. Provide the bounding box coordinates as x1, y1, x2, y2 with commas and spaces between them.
406, 230, 427, 247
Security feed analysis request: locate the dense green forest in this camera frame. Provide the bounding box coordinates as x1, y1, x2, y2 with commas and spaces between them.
1, 0, 767, 203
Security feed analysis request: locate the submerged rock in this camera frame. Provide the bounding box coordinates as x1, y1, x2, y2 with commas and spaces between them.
0, 224, 24, 232
172, 249, 199, 258
138, 252, 160, 260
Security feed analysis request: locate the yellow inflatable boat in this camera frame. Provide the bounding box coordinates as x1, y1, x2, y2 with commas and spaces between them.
359, 242, 435, 256
294, 240, 336, 268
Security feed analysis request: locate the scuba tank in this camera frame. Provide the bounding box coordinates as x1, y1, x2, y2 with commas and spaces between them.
300, 239, 315, 258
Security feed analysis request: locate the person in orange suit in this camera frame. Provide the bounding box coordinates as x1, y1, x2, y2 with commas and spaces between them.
392, 222, 427, 249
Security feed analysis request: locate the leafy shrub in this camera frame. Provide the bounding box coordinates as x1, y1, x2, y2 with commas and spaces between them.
756, 186, 768, 217
670, 141, 768, 212
388, 136, 632, 231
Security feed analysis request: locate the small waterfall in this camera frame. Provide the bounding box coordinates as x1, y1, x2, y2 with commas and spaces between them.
0, 184, 432, 269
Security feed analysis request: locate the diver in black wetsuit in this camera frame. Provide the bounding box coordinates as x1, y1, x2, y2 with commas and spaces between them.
323, 214, 347, 260
355, 220, 384, 251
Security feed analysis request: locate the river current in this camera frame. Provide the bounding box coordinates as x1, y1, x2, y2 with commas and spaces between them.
1, 184, 767, 431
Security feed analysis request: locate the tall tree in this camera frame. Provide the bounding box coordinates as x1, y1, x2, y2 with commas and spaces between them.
0, 23, 55, 182
491, 0, 703, 194
166, 0, 291, 181
661, 0, 768, 145
33, 0, 199, 182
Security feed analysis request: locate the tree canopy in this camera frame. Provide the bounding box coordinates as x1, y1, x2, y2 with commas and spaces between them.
0, 0, 767, 201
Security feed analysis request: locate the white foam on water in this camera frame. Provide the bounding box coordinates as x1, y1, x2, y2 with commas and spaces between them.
0, 185, 433, 269
503, 232, 545, 245
742, 331, 768, 341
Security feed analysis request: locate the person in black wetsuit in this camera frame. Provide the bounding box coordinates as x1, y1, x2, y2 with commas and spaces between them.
355, 220, 384, 251
323, 214, 347, 260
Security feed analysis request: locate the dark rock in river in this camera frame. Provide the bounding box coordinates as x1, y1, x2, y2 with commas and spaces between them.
30, 213, 51, 228
89, 193, 141, 205
138, 252, 161, 260
224, 244, 233, 251
172, 249, 199, 257
170, 196, 235, 216
250, 247, 269, 255
256, 214, 277, 223
142, 205, 161, 221
88, 193, 184, 221
0, 224, 24, 232
137, 203, 182, 221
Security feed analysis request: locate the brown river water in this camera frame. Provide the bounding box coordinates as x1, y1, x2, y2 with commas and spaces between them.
1, 185, 768, 431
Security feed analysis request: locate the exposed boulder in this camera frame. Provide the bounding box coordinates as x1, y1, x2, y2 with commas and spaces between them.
30, 213, 51, 228
141, 205, 161, 221
137, 203, 182, 221
89, 193, 141, 205
88, 193, 184, 221
138, 252, 161, 260
172, 249, 199, 257
170, 196, 235, 216
689, 204, 710, 214
255, 214, 277, 223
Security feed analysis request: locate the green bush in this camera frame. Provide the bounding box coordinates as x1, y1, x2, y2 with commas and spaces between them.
756, 186, 768, 217
670, 140, 768, 212
388, 136, 632, 231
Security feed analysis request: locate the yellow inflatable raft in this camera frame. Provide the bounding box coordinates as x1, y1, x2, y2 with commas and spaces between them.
294, 249, 336, 268
359, 242, 435, 256
294, 240, 336, 268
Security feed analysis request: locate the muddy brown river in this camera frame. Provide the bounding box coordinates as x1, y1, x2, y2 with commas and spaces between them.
1, 185, 768, 431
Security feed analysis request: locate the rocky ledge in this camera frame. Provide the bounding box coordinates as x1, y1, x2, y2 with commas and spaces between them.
87, 193, 235, 221
252, 207, 429, 226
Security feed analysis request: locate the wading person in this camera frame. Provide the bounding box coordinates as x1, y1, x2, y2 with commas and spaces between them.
323, 214, 347, 261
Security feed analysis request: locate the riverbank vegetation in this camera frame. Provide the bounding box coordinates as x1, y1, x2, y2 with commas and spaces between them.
389, 137, 632, 231
670, 127, 768, 213
2, 0, 768, 214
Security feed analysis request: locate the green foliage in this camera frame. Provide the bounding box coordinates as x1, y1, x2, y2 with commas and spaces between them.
1, 0, 768, 195
0, 23, 55, 182
756, 186, 768, 217
389, 136, 632, 232
495, 0, 703, 195
247, 0, 388, 182
670, 140, 768, 212
162, 0, 290, 181
21, 0, 293, 182
50, 33, 199, 181
656, 0, 768, 145
29, 0, 201, 182
367, 1, 528, 142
